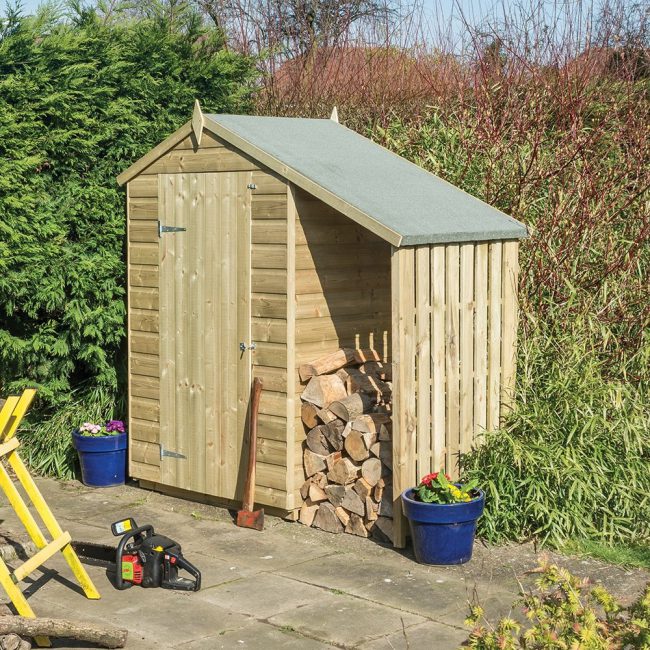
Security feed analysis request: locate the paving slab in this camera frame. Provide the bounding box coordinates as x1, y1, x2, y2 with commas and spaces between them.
268, 593, 426, 648
359, 621, 467, 650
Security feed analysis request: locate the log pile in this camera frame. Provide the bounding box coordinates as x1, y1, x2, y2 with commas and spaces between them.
299, 348, 393, 543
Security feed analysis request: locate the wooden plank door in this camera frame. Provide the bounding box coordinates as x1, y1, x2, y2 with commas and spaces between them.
158, 171, 252, 499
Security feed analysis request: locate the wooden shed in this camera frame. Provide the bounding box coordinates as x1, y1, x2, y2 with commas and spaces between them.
117, 103, 527, 546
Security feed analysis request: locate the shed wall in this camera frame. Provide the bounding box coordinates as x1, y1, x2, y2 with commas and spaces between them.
127, 128, 294, 510
391, 240, 519, 546
291, 187, 392, 502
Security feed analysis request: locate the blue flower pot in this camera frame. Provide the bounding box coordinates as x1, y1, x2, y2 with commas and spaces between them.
401, 488, 485, 565
72, 430, 127, 487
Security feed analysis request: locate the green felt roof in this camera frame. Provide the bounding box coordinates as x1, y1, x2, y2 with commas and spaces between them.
206, 114, 527, 247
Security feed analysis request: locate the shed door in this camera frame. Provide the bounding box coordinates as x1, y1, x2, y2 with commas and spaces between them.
158, 172, 252, 499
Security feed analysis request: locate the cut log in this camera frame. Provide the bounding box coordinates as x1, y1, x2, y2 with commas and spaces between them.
299, 499, 319, 526
365, 497, 379, 521
313, 471, 328, 488
353, 348, 381, 364
345, 513, 369, 537
306, 425, 331, 456
353, 477, 373, 500
323, 420, 345, 451
336, 368, 391, 401
341, 488, 365, 516
303, 448, 327, 477
1, 633, 30, 650
350, 413, 391, 434
335, 506, 350, 527
324, 484, 346, 507
374, 477, 385, 502
379, 486, 393, 517
316, 407, 338, 424
327, 457, 359, 485
312, 502, 343, 534
329, 393, 375, 421
0, 618, 127, 649
378, 424, 392, 441
309, 483, 328, 503
361, 457, 382, 486
325, 451, 342, 472
344, 430, 370, 462
299, 348, 357, 381
374, 516, 394, 543
299, 479, 311, 500
300, 375, 348, 408
301, 401, 319, 429
379, 444, 393, 470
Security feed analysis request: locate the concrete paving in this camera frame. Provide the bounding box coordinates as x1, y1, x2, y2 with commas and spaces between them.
0, 478, 646, 650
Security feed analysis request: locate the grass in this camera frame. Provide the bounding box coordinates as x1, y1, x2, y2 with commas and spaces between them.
565, 540, 650, 571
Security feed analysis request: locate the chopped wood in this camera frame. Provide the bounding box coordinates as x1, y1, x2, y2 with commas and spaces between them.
299, 499, 319, 526
345, 513, 369, 537
313, 472, 328, 488
299, 348, 356, 381
374, 478, 385, 502
323, 420, 345, 451
1, 633, 30, 650
359, 361, 392, 381
327, 457, 359, 485
341, 488, 365, 516
303, 448, 327, 477
353, 477, 373, 500
353, 349, 381, 364
325, 451, 342, 472
306, 425, 331, 456
350, 413, 391, 434
361, 457, 382, 486
329, 393, 375, 421
301, 375, 348, 408
301, 401, 319, 429
341, 422, 353, 438
370, 442, 380, 457
379, 443, 392, 470
379, 486, 393, 517
312, 502, 343, 534
378, 424, 392, 441
336, 368, 391, 401
309, 483, 328, 503
374, 516, 394, 543
0, 618, 127, 649
324, 484, 346, 507
365, 497, 379, 521
344, 429, 370, 462
299, 479, 311, 500
335, 506, 350, 527
316, 407, 338, 424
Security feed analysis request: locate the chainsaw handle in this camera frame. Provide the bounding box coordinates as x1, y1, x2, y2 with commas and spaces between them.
114, 525, 154, 590
166, 552, 202, 592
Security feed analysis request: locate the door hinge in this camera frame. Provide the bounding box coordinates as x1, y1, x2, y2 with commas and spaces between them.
239, 342, 256, 352
160, 446, 187, 460
158, 221, 187, 237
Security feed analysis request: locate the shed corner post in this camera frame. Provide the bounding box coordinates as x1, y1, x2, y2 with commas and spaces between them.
390, 245, 416, 549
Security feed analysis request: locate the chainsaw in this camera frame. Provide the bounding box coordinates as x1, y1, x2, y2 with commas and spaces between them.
72, 517, 201, 592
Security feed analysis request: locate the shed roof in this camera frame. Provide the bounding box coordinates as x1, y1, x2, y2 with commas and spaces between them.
119, 110, 527, 247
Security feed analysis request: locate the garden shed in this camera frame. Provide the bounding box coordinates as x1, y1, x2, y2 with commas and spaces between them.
118, 102, 527, 546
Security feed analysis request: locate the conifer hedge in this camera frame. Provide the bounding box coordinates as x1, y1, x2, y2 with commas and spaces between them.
0, 4, 254, 473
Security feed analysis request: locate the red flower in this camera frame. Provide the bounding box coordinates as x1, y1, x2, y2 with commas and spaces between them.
420, 472, 438, 486
445, 473, 451, 481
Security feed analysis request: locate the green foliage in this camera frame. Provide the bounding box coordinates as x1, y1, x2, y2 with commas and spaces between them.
465, 562, 650, 649
414, 471, 478, 504
566, 540, 650, 571
0, 1, 254, 474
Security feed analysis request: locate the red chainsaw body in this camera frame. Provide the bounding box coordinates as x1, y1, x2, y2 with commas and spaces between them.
121, 554, 143, 585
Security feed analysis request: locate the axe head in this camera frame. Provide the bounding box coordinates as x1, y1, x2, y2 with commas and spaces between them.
236, 508, 265, 531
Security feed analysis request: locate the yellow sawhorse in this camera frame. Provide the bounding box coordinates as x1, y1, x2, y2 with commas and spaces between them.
0, 389, 100, 647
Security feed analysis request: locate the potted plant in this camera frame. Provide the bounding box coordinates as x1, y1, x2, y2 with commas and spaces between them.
72, 420, 127, 487
401, 472, 484, 565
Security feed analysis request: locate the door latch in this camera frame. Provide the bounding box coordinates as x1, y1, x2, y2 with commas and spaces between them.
239, 342, 256, 352
158, 221, 187, 237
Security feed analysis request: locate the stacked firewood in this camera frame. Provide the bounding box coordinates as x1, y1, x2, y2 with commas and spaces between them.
298, 348, 393, 543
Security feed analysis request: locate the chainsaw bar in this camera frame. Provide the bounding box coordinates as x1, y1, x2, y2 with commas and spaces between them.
71, 541, 117, 569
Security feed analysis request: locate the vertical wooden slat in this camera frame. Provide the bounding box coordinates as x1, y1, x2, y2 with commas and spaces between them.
473, 243, 489, 434
430, 245, 446, 472
235, 172, 253, 501
204, 173, 218, 497
415, 246, 431, 479
500, 241, 519, 415
126, 182, 133, 475
445, 244, 460, 474
459, 244, 474, 455
285, 185, 297, 509
391, 246, 416, 548
487, 242, 503, 431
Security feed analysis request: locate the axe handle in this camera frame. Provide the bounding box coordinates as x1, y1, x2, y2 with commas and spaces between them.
242, 377, 263, 512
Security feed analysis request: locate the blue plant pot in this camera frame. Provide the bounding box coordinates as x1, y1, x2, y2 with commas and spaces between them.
401, 488, 485, 565
72, 430, 127, 487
